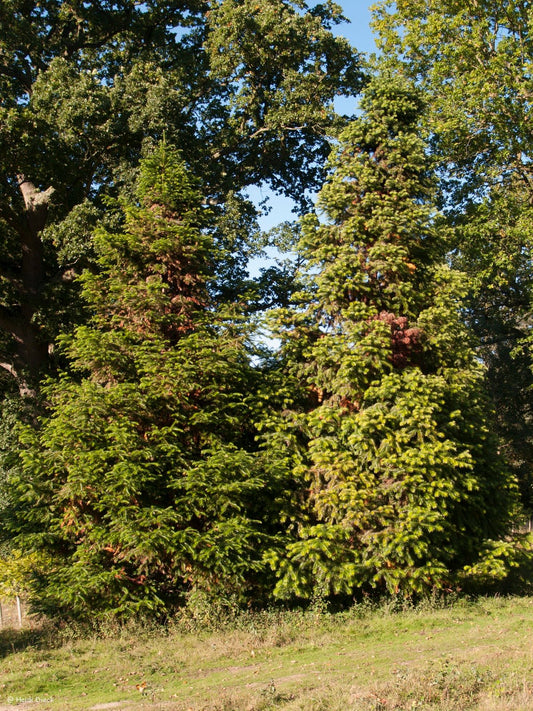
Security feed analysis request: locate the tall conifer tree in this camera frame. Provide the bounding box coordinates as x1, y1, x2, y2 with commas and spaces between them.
267, 76, 519, 598
9, 145, 276, 618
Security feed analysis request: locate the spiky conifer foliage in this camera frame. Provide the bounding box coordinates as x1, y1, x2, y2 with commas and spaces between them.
266, 76, 520, 598
9, 145, 276, 619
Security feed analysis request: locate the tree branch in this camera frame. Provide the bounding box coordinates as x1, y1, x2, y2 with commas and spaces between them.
0, 361, 37, 398
17, 175, 55, 239
0, 61, 32, 96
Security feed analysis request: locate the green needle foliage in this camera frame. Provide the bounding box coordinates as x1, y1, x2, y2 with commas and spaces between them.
266, 75, 520, 599
9, 145, 277, 620
372, 0, 533, 511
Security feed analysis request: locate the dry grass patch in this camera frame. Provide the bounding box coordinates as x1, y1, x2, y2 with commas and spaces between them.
0, 597, 532, 709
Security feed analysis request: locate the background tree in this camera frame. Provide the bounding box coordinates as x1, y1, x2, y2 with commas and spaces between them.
265, 76, 519, 599
7, 145, 285, 619
372, 0, 533, 511
0, 0, 364, 397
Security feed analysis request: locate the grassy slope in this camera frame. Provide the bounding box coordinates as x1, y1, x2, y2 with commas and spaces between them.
0, 596, 532, 710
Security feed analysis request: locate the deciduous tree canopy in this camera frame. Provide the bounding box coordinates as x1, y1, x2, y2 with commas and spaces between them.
0, 0, 363, 394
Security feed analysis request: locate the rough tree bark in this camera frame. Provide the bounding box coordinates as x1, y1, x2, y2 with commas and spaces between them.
0, 177, 54, 397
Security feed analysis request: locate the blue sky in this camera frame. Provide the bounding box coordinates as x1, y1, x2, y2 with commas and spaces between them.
338, 3, 377, 56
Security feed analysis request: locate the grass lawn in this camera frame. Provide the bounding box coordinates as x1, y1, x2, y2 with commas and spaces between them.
0, 596, 532, 710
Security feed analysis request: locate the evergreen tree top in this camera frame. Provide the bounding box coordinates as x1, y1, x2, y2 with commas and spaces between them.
136, 143, 204, 220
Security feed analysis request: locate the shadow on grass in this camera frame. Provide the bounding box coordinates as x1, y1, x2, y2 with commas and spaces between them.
0, 625, 56, 658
